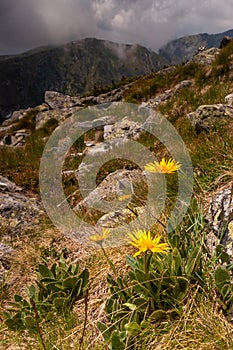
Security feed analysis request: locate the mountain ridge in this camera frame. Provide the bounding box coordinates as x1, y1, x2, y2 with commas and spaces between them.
159, 28, 233, 64
0, 38, 167, 121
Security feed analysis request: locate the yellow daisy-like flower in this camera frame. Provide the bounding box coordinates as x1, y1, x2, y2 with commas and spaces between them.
144, 157, 181, 174
89, 229, 110, 244
128, 230, 170, 257
118, 194, 132, 201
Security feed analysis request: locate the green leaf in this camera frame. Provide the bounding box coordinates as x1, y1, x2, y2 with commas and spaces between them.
78, 269, 89, 289
215, 266, 231, 288
14, 294, 23, 302
97, 321, 114, 344
111, 331, 125, 350
172, 276, 189, 301
149, 309, 168, 321
62, 276, 78, 290
124, 322, 140, 336
53, 297, 67, 309
24, 315, 36, 329
27, 285, 36, 299
38, 264, 54, 279
185, 246, 201, 276
123, 303, 136, 311
126, 255, 138, 269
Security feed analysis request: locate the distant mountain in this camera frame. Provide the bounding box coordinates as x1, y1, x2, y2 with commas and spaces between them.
159, 28, 233, 65
0, 38, 167, 121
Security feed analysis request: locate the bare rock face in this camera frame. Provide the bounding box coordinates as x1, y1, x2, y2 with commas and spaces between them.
187, 104, 233, 132
206, 183, 233, 259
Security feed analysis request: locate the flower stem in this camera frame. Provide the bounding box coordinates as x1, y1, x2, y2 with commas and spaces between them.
101, 245, 117, 276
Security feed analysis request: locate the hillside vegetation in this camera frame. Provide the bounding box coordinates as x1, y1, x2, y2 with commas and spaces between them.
0, 41, 233, 349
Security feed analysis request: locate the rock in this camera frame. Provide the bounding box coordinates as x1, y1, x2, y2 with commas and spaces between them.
225, 93, 233, 106
219, 36, 233, 49
80, 85, 132, 105
97, 206, 144, 228
206, 183, 233, 259
104, 116, 142, 140
190, 48, 220, 65
2, 107, 37, 127
0, 129, 29, 146
0, 176, 22, 192
187, 104, 233, 132
36, 106, 82, 129
0, 176, 43, 239
0, 243, 16, 282
45, 91, 83, 109
141, 80, 192, 109
74, 169, 146, 216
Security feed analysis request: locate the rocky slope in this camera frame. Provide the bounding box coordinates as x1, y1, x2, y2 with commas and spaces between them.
159, 28, 233, 65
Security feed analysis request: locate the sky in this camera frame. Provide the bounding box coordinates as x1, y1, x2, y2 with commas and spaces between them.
0, 0, 233, 55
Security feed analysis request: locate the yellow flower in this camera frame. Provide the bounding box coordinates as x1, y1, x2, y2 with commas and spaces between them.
144, 157, 181, 174
89, 229, 110, 244
128, 230, 170, 257
118, 194, 132, 201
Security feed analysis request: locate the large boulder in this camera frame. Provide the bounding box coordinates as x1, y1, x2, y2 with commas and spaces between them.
187, 104, 233, 132
191, 47, 220, 65
45, 91, 83, 109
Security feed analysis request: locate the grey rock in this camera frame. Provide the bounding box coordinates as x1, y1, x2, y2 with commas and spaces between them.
97, 206, 144, 228
104, 116, 142, 140
141, 80, 192, 109
190, 47, 220, 65
0, 176, 42, 239
45, 91, 83, 109
225, 93, 233, 107
35, 106, 82, 129
0, 176, 22, 192
74, 169, 145, 216
187, 104, 233, 132
2, 107, 37, 127
206, 183, 233, 259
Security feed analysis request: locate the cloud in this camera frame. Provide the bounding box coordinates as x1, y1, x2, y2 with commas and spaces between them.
0, 0, 232, 54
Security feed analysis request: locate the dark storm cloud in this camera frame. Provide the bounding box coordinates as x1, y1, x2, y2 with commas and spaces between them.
0, 0, 232, 55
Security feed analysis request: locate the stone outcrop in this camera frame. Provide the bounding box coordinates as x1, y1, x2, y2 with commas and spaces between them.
206, 183, 233, 260
45, 91, 83, 109
187, 104, 233, 132
141, 80, 192, 109
104, 116, 142, 141
190, 47, 220, 65
0, 176, 43, 239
